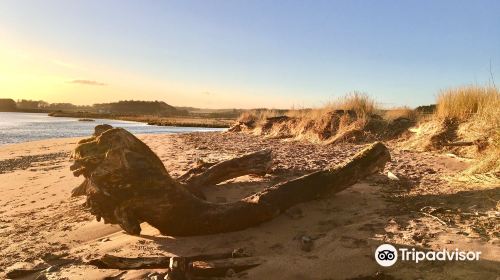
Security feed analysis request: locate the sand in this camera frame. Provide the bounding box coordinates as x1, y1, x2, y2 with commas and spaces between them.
0, 132, 498, 279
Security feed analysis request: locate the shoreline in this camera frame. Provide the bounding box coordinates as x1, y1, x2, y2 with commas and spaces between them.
0, 111, 227, 146
0, 131, 224, 147
0, 110, 233, 128
47, 111, 233, 128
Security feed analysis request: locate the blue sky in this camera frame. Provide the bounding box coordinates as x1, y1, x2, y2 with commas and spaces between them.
0, 0, 499, 108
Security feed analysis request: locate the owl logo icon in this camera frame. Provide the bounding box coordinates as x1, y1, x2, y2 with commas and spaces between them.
375, 244, 398, 267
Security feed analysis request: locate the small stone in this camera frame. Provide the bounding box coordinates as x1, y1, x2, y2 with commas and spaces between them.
232, 247, 251, 257
300, 235, 314, 252
387, 171, 399, 181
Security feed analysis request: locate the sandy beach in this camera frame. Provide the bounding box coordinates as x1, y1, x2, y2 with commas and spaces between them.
2, 1, 499, 278
1, 131, 498, 279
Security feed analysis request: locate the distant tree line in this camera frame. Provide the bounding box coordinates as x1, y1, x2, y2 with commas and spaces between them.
14, 99, 94, 111
415, 104, 436, 114
93, 100, 188, 116
0, 99, 188, 116
0, 99, 17, 111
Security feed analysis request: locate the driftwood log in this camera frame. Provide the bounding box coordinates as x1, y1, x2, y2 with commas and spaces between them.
177, 149, 272, 199
86, 250, 262, 278
6, 250, 257, 279
70, 125, 390, 236
442, 140, 489, 151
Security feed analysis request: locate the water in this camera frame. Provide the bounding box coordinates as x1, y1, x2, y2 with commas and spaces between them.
0, 112, 225, 145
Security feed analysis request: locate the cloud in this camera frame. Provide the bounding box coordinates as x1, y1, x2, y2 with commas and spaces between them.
69, 79, 107, 86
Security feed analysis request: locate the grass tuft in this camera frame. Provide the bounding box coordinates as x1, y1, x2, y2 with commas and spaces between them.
237, 109, 284, 124
384, 106, 418, 121
436, 85, 499, 122
327, 91, 376, 117
436, 85, 499, 175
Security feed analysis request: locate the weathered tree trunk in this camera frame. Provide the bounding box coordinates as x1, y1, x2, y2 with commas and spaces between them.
70, 126, 390, 236
178, 149, 273, 198
87, 253, 263, 278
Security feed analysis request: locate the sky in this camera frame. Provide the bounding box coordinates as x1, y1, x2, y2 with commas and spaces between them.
0, 0, 499, 109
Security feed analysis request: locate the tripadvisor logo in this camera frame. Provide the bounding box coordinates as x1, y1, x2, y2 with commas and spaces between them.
375, 244, 481, 267
375, 244, 398, 267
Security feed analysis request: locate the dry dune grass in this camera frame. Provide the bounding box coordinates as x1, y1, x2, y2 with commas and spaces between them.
239, 92, 376, 123
235, 93, 424, 144
237, 109, 283, 125
403, 85, 499, 176
383, 106, 418, 121
452, 87, 499, 143
288, 91, 376, 122
285, 93, 377, 141
438, 86, 499, 174
234, 85, 498, 176
436, 85, 499, 122
417, 86, 499, 131
328, 91, 376, 117
234, 93, 386, 143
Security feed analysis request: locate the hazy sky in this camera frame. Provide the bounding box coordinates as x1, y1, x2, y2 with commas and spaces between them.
1, 0, 499, 108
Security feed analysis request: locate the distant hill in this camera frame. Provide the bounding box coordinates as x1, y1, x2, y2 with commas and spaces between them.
93, 101, 188, 116
2, 98, 266, 118
0, 99, 192, 116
